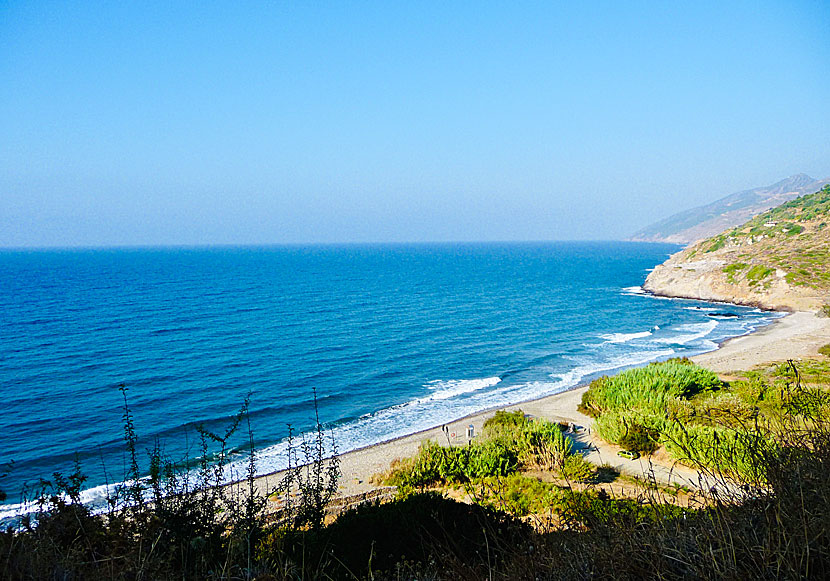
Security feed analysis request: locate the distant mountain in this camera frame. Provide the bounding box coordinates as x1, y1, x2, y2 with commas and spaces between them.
630, 174, 830, 245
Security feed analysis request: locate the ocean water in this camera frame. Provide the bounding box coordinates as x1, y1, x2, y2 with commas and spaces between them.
0, 242, 782, 517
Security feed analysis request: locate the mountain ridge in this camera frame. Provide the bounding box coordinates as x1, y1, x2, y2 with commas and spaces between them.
631, 174, 830, 245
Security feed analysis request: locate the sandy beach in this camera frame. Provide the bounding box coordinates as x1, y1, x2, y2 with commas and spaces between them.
254, 309, 830, 502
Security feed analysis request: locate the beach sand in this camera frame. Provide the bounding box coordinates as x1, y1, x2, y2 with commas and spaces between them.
254, 310, 830, 502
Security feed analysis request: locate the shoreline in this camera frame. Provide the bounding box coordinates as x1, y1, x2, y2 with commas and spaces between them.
253, 307, 830, 500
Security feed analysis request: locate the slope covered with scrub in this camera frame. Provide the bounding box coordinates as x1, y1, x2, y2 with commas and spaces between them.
644, 185, 830, 311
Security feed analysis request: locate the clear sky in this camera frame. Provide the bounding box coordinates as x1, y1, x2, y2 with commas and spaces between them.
2, 1, 829, 247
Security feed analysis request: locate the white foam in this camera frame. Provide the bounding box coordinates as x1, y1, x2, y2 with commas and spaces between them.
600, 330, 653, 344
621, 286, 646, 295
0, 479, 143, 523
549, 349, 676, 386
653, 320, 718, 345
423, 377, 501, 401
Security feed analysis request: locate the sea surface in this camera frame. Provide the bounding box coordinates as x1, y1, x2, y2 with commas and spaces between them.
0, 242, 783, 517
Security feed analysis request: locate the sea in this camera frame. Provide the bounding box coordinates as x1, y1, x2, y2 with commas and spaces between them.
0, 242, 783, 519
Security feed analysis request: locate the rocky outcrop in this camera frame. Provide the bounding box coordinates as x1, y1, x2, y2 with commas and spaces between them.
643, 251, 820, 311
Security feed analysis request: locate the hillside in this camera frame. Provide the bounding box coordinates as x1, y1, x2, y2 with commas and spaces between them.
631, 174, 830, 245
644, 185, 830, 311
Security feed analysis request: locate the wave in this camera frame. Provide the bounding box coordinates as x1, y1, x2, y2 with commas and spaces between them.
422, 377, 501, 401
547, 348, 676, 388
652, 320, 718, 345
600, 330, 653, 344
620, 286, 646, 295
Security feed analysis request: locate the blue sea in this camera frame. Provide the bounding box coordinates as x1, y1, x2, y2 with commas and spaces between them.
0, 242, 782, 518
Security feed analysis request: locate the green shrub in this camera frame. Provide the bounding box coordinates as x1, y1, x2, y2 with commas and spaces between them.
706, 234, 727, 252
580, 360, 722, 420
385, 440, 520, 490
662, 423, 776, 481
746, 264, 775, 285
581, 360, 729, 461
476, 473, 563, 516
558, 489, 690, 531
723, 262, 748, 283
484, 410, 574, 470
560, 454, 595, 483
819, 343, 830, 356
618, 421, 660, 454
483, 409, 527, 432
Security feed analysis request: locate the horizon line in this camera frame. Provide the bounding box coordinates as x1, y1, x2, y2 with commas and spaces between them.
0, 238, 684, 252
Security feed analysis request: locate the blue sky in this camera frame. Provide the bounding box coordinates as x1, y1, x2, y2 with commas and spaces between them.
1, 1, 828, 247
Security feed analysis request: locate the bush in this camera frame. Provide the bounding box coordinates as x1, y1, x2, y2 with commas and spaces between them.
560, 454, 596, 483
385, 440, 519, 490
581, 360, 722, 419
581, 360, 723, 455
299, 492, 532, 575
618, 422, 661, 454
483, 409, 527, 432
475, 473, 562, 516
484, 411, 575, 470
746, 264, 775, 285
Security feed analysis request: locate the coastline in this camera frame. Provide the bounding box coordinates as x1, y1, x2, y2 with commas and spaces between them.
253, 307, 830, 501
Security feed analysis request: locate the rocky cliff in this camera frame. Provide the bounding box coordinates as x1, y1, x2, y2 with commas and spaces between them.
644, 185, 830, 312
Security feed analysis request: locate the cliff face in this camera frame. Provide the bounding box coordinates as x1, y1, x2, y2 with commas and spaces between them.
644, 253, 819, 311
644, 185, 830, 312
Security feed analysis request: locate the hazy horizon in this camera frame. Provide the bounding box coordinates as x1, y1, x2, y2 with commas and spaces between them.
2, 2, 829, 248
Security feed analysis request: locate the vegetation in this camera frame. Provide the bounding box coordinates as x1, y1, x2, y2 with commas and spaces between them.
579, 359, 722, 453
4, 358, 830, 578
383, 411, 580, 494
579, 357, 830, 483
723, 261, 748, 283
745, 264, 775, 286
0, 387, 341, 580
682, 185, 830, 291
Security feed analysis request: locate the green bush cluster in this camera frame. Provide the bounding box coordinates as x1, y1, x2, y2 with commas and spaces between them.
580, 359, 722, 419
474, 472, 563, 516
746, 264, 775, 285
559, 454, 596, 482
385, 412, 583, 494
617, 422, 661, 454
705, 234, 727, 252
723, 262, 748, 283
722, 262, 775, 286
580, 360, 723, 455
385, 440, 519, 491
483, 410, 574, 470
